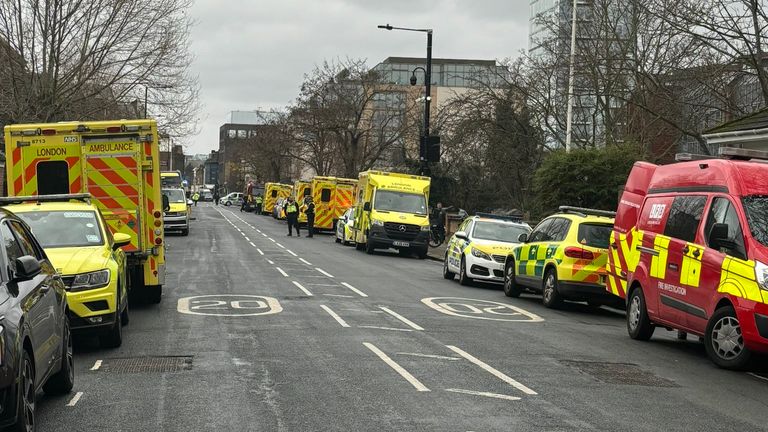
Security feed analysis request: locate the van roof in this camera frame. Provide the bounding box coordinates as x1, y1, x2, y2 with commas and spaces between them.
648, 159, 768, 196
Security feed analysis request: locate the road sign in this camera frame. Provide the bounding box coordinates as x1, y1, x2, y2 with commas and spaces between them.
177, 294, 282, 317
421, 297, 543, 322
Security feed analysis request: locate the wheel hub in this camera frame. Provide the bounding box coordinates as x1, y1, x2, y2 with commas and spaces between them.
712, 316, 743, 360
629, 296, 640, 330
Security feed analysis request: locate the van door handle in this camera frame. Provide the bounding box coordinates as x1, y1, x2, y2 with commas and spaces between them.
40, 284, 51, 293
682, 246, 690, 254
668, 263, 679, 271
692, 249, 700, 258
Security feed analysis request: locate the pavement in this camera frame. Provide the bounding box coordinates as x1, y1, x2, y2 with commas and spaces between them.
427, 241, 448, 262
35, 204, 768, 431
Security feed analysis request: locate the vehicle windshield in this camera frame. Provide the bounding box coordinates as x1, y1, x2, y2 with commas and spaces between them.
16, 210, 104, 248
374, 190, 427, 215
163, 189, 187, 203
161, 175, 182, 188
577, 223, 613, 249
472, 221, 530, 242
742, 195, 768, 247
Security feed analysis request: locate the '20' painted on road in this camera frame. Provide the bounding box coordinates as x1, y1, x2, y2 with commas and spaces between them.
421, 297, 543, 322
177, 295, 282, 317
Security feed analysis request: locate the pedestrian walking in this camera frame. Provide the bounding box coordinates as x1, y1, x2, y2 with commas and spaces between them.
213, 190, 220, 206
304, 196, 315, 238
192, 191, 200, 207
284, 197, 300, 236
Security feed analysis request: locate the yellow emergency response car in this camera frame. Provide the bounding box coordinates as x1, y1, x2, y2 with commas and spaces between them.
5, 195, 131, 348
162, 188, 191, 236
502, 206, 618, 308
443, 214, 531, 285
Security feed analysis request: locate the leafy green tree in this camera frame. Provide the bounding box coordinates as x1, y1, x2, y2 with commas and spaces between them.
533, 144, 646, 216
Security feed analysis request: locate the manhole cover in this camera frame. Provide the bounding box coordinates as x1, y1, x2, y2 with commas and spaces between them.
100, 356, 193, 374
561, 360, 678, 387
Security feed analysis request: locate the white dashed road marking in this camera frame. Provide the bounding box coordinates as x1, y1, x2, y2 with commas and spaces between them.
66, 392, 84, 407
446, 345, 537, 395
315, 268, 334, 278
363, 342, 429, 392
320, 305, 349, 327
299, 258, 312, 265
276, 267, 288, 277
340, 282, 367, 297
379, 307, 424, 331
445, 388, 521, 401
292, 281, 313, 296
90, 360, 102, 371
396, 353, 461, 361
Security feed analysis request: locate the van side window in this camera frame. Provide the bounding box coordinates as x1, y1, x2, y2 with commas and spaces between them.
321, 189, 332, 202
704, 197, 746, 259
664, 196, 706, 243
271, 190, 277, 198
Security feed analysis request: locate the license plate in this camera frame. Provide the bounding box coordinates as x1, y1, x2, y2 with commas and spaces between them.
393, 241, 410, 247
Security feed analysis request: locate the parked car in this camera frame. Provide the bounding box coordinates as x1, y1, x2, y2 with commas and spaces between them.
200, 189, 214, 202
162, 188, 191, 236
9, 198, 132, 348
335, 208, 356, 245
222, 192, 244, 207
444, 214, 531, 284
503, 206, 619, 308
0, 206, 74, 431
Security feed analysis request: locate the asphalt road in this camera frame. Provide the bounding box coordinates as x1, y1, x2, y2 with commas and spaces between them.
36, 204, 768, 431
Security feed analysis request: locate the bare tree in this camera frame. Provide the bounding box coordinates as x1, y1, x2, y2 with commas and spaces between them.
289, 59, 418, 178
0, 0, 199, 137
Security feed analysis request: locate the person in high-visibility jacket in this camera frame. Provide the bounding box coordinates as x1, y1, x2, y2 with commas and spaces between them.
192, 192, 200, 207
255, 194, 263, 214
283, 197, 300, 237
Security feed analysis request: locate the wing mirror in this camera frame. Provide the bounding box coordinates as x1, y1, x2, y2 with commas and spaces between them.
113, 233, 132, 250
363, 202, 371, 212
517, 233, 529, 243
187, 199, 194, 206
455, 231, 468, 240
13, 255, 41, 282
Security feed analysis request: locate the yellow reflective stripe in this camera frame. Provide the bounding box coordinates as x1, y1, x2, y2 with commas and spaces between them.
649, 235, 669, 279
680, 243, 703, 287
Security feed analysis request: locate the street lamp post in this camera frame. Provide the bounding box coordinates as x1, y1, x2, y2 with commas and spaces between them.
378, 24, 433, 176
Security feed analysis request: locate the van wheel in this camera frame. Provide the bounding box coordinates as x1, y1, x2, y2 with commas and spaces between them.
355, 242, 364, 251
365, 241, 375, 255
504, 261, 522, 298
627, 288, 654, 340
43, 319, 74, 395
705, 306, 752, 369
145, 285, 162, 304
121, 299, 130, 326
542, 269, 562, 308
416, 248, 428, 259
181, 228, 189, 236
458, 256, 471, 286
443, 253, 455, 280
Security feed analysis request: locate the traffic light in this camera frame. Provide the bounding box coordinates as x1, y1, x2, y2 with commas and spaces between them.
421, 135, 441, 163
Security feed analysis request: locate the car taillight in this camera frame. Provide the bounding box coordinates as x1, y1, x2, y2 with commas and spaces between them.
564, 246, 594, 260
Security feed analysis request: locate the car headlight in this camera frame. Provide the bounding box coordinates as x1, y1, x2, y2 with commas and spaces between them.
756, 261, 768, 291
420, 225, 430, 231
471, 247, 492, 260
371, 219, 384, 226
71, 269, 111, 292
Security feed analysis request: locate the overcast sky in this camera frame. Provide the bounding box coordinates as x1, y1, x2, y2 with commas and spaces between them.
186, 0, 531, 155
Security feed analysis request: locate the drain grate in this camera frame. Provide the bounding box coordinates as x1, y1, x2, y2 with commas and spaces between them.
100, 356, 193, 374
561, 360, 679, 387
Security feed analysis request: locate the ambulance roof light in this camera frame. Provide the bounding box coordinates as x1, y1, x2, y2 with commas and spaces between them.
21, 129, 38, 136
106, 126, 122, 133
41, 129, 56, 136
74, 124, 90, 133
124, 125, 140, 132
475, 212, 524, 223
0, 193, 92, 205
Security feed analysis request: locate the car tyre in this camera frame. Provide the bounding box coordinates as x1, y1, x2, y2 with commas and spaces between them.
355, 241, 364, 251
181, 228, 189, 236
705, 305, 752, 370
627, 287, 654, 340
541, 268, 563, 308
458, 256, 472, 286
365, 240, 375, 255
10, 350, 35, 432
503, 260, 522, 298
443, 253, 455, 280
145, 285, 162, 304
416, 248, 428, 260
44, 319, 74, 395
100, 309, 123, 348
224, 201, 231, 206
121, 295, 130, 326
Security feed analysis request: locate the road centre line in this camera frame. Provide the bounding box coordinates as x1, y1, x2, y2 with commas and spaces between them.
256, 248, 264, 254
245, 237, 250, 241
379, 307, 424, 330
286, 250, 297, 256
270, 238, 276, 243
341, 282, 367, 297
267, 260, 274, 265
445, 388, 521, 401
359, 325, 414, 332
299, 258, 313, 265
66, 392, 84, 407
396, 352, 461, 361
276, 267, 288, 277
316, 268, 334, 278
446, 345, 537, 395
91, 360, 103, 370
363, 343, 430, 392
262, 233, 268, 237
320, 305, 349, 327
276, 243, 285, 249
292, 281, 313, 296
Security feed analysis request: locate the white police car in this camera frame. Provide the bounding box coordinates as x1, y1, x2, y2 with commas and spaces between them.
443, 213, 531, 285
